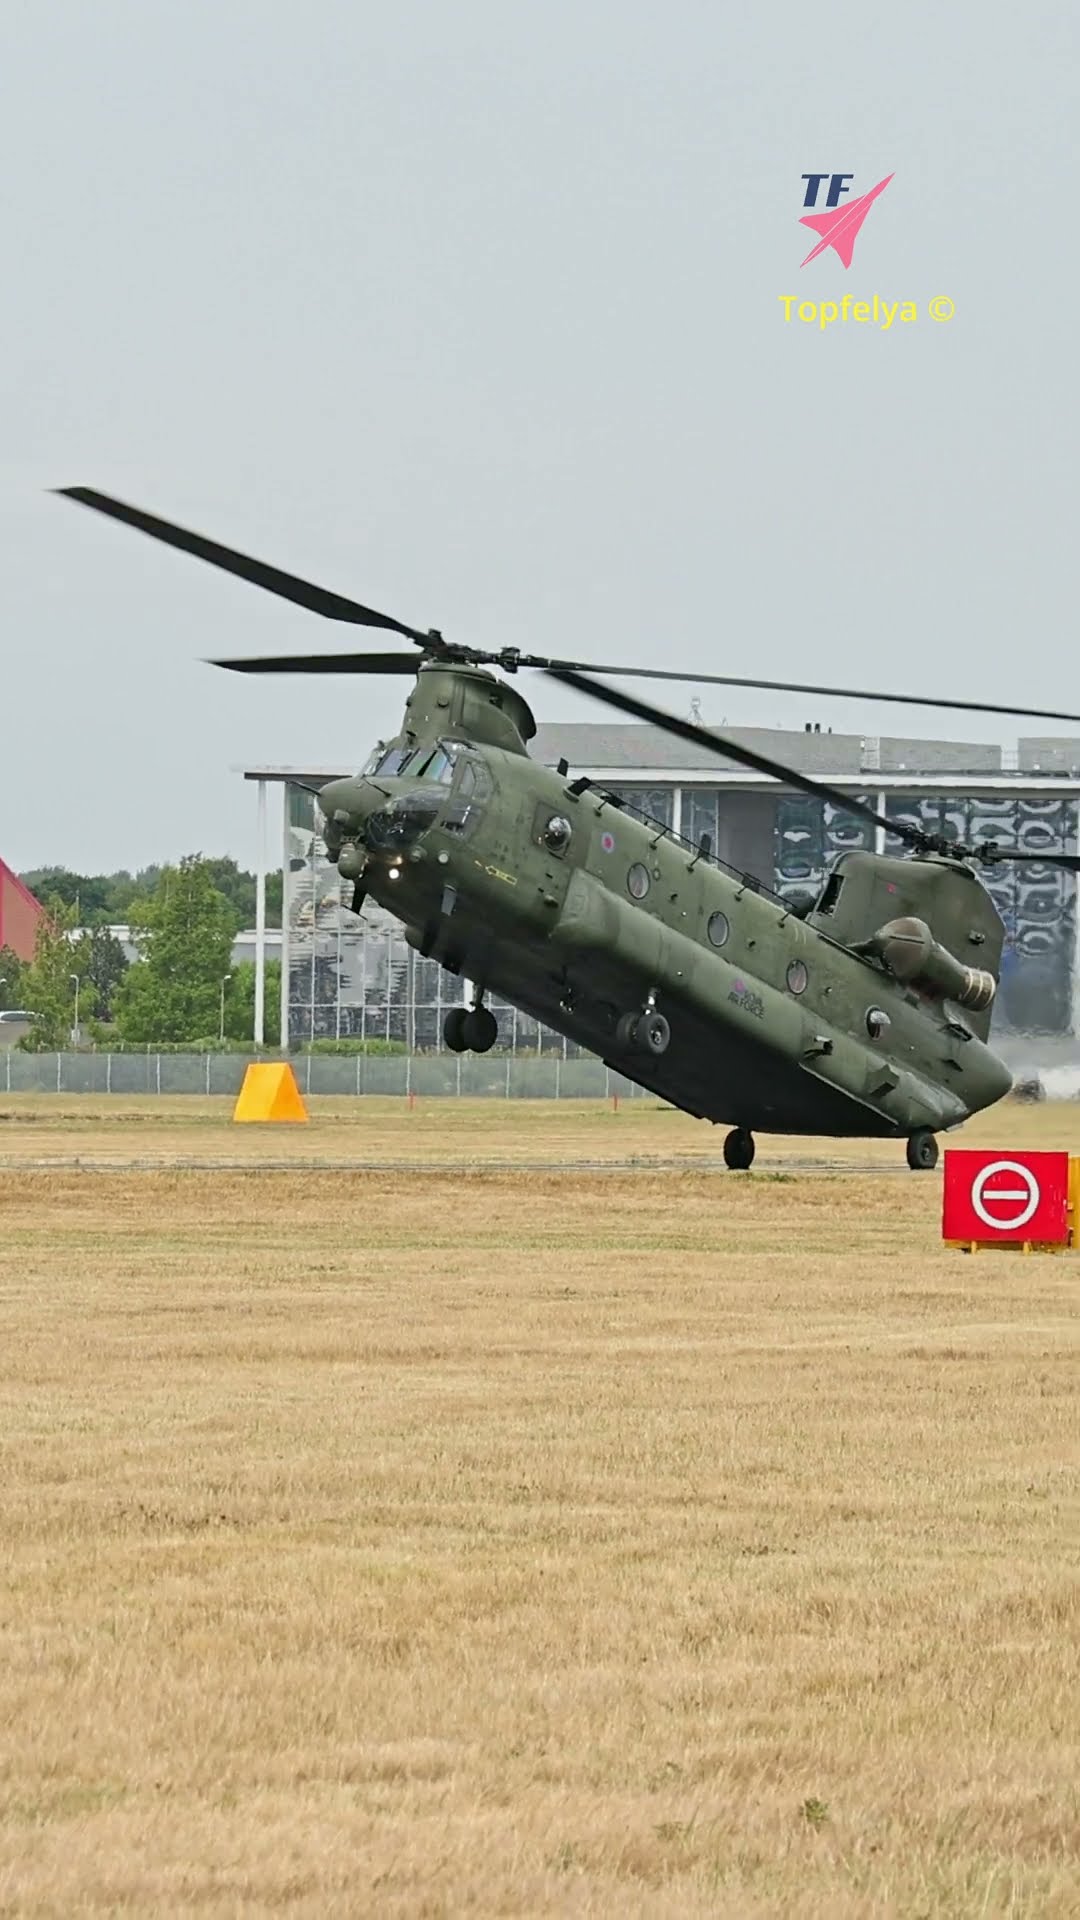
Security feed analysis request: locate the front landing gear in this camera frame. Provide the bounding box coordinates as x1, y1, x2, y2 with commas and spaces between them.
443, 1005, 498, 1055
906, 1129, 939, 1171
723, 1127, 755, 1171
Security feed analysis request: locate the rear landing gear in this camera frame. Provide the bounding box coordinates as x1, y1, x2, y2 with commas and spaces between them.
723, 1127, 755, 1171
615, 1008, 671, 1056
906, 1129, 939, 1171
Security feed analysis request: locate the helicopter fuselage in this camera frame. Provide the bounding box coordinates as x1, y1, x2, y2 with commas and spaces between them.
318, 708, 1013, 1139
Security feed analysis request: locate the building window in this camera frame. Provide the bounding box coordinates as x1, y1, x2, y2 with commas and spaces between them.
786, 959, 809, 995
627, 863, 651, 900
707, 910, 730, 948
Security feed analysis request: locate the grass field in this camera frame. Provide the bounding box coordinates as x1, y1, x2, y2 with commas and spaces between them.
0, 1098, 1077, 1914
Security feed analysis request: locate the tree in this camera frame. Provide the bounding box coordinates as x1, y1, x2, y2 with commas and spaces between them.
0, 948, 27, 1010
18, 869, 113, 923
224, 960, 281, 1046
114, 856, 236, 1043
19, 859, 282, 930
83, 927, 129, 1021
16, 900, 89, 1049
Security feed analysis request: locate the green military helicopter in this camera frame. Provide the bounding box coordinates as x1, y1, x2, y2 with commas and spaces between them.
56, 487, 1080, 1170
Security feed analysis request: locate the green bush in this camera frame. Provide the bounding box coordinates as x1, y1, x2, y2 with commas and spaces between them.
300, 1037, 409, 1056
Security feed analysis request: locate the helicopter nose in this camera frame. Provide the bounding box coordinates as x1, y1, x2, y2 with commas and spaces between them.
318, 775, 382, 823
317, 777, 391, 851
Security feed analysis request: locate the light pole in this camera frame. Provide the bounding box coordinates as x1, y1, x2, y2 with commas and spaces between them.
219, 974, 232, 1043
70, 974, 81, 1045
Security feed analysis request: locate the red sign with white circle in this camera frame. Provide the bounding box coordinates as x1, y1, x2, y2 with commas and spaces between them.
942, 1149, 1069, 1244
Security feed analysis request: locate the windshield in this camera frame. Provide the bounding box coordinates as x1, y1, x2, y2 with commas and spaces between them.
361, 740, 460, 781
412, 743, 457, 784
361, 743, 418, 777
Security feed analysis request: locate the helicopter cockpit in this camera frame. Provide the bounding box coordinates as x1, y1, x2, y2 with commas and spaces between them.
358, 740, 490, 855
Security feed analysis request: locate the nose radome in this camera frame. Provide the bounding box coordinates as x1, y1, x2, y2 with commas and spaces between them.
317, 776, 386, 828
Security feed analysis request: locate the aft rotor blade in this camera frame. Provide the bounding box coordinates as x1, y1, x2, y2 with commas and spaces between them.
977, 847, 1080, 872
545, 667, 912, 845
211, 650, 420, 674
527, 657, 1080, 728
54, 487, 433, 643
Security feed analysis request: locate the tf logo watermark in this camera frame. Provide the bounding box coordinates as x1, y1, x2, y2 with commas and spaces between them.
798, 172, 892, 269
779, 171, 954, 329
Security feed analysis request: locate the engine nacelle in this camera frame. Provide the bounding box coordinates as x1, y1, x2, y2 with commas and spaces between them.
860, 915, 996, 1012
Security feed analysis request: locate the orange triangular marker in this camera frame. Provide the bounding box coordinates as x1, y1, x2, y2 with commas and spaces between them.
232, 1061, 309, 1123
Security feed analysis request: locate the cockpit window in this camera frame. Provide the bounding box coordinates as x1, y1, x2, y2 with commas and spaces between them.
412, 744, 457, 784
370, 744, 416, 777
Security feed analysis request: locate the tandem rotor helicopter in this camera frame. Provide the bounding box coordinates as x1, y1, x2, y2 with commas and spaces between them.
56, 487, 1080, 1169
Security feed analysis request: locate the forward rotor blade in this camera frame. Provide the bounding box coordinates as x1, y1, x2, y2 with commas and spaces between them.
545, 667, 912, 846
211, 650, 420, 674
54, 487, 433, 643
530, 658, 1080, 728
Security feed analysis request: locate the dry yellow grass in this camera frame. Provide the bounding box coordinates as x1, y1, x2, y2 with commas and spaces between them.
2, 1088, 1080, 1168
0, 1099, 1077, 1915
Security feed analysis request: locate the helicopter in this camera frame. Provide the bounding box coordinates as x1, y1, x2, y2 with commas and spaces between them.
55, 487, 1080, 1170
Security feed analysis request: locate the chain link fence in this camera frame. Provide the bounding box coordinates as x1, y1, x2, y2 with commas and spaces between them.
0, 1051, 654, 1099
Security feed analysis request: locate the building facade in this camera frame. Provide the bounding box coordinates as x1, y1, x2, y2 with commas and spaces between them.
0, 858, 44, 964
246, 723, 1080, 1062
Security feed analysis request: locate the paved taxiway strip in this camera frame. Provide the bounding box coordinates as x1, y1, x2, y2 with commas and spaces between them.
0, 1154, 910, 1175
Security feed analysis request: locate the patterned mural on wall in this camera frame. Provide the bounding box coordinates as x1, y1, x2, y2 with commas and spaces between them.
773, 795, 875, 902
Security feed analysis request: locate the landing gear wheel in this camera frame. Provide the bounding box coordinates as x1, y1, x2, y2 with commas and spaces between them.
443, 1007, 469, 1053
723, 1127, 755, 1171
906, 1129, 939, 1171
463, 1006, 498, 1054
615, 1012, 638, 1050
615, 1009, 670, 1055
634, 1011, 670, 1056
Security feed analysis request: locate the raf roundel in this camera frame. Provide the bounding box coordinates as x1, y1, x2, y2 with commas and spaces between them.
600, 831, 615, 854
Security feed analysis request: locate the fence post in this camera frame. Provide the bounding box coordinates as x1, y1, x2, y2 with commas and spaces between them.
156, 1054, 161, 1095
406, 1051, 412, 1099
505, 1055, 511, 1098
106, 1054, 112, 1095
456, 1053, 461, 1097
205, 1053, 211, 1095
355, 1054, 361, 1097
305, 1054, 312, 1095
5, 1050, 10, 1093
57, 1053, 62, 1093
555, 1055, 561, 1101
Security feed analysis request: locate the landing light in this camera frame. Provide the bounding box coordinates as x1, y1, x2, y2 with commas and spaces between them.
388, 866, 401, 881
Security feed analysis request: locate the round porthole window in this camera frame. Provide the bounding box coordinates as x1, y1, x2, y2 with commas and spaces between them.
786, 959, 809, 995
866, 1006, 891, 1038
627, 863, 651, 900
707, 910, 730, 948
543, 814, 572, 852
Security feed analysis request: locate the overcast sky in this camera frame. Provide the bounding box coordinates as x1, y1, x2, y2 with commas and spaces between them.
3, 1, 1077, 874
